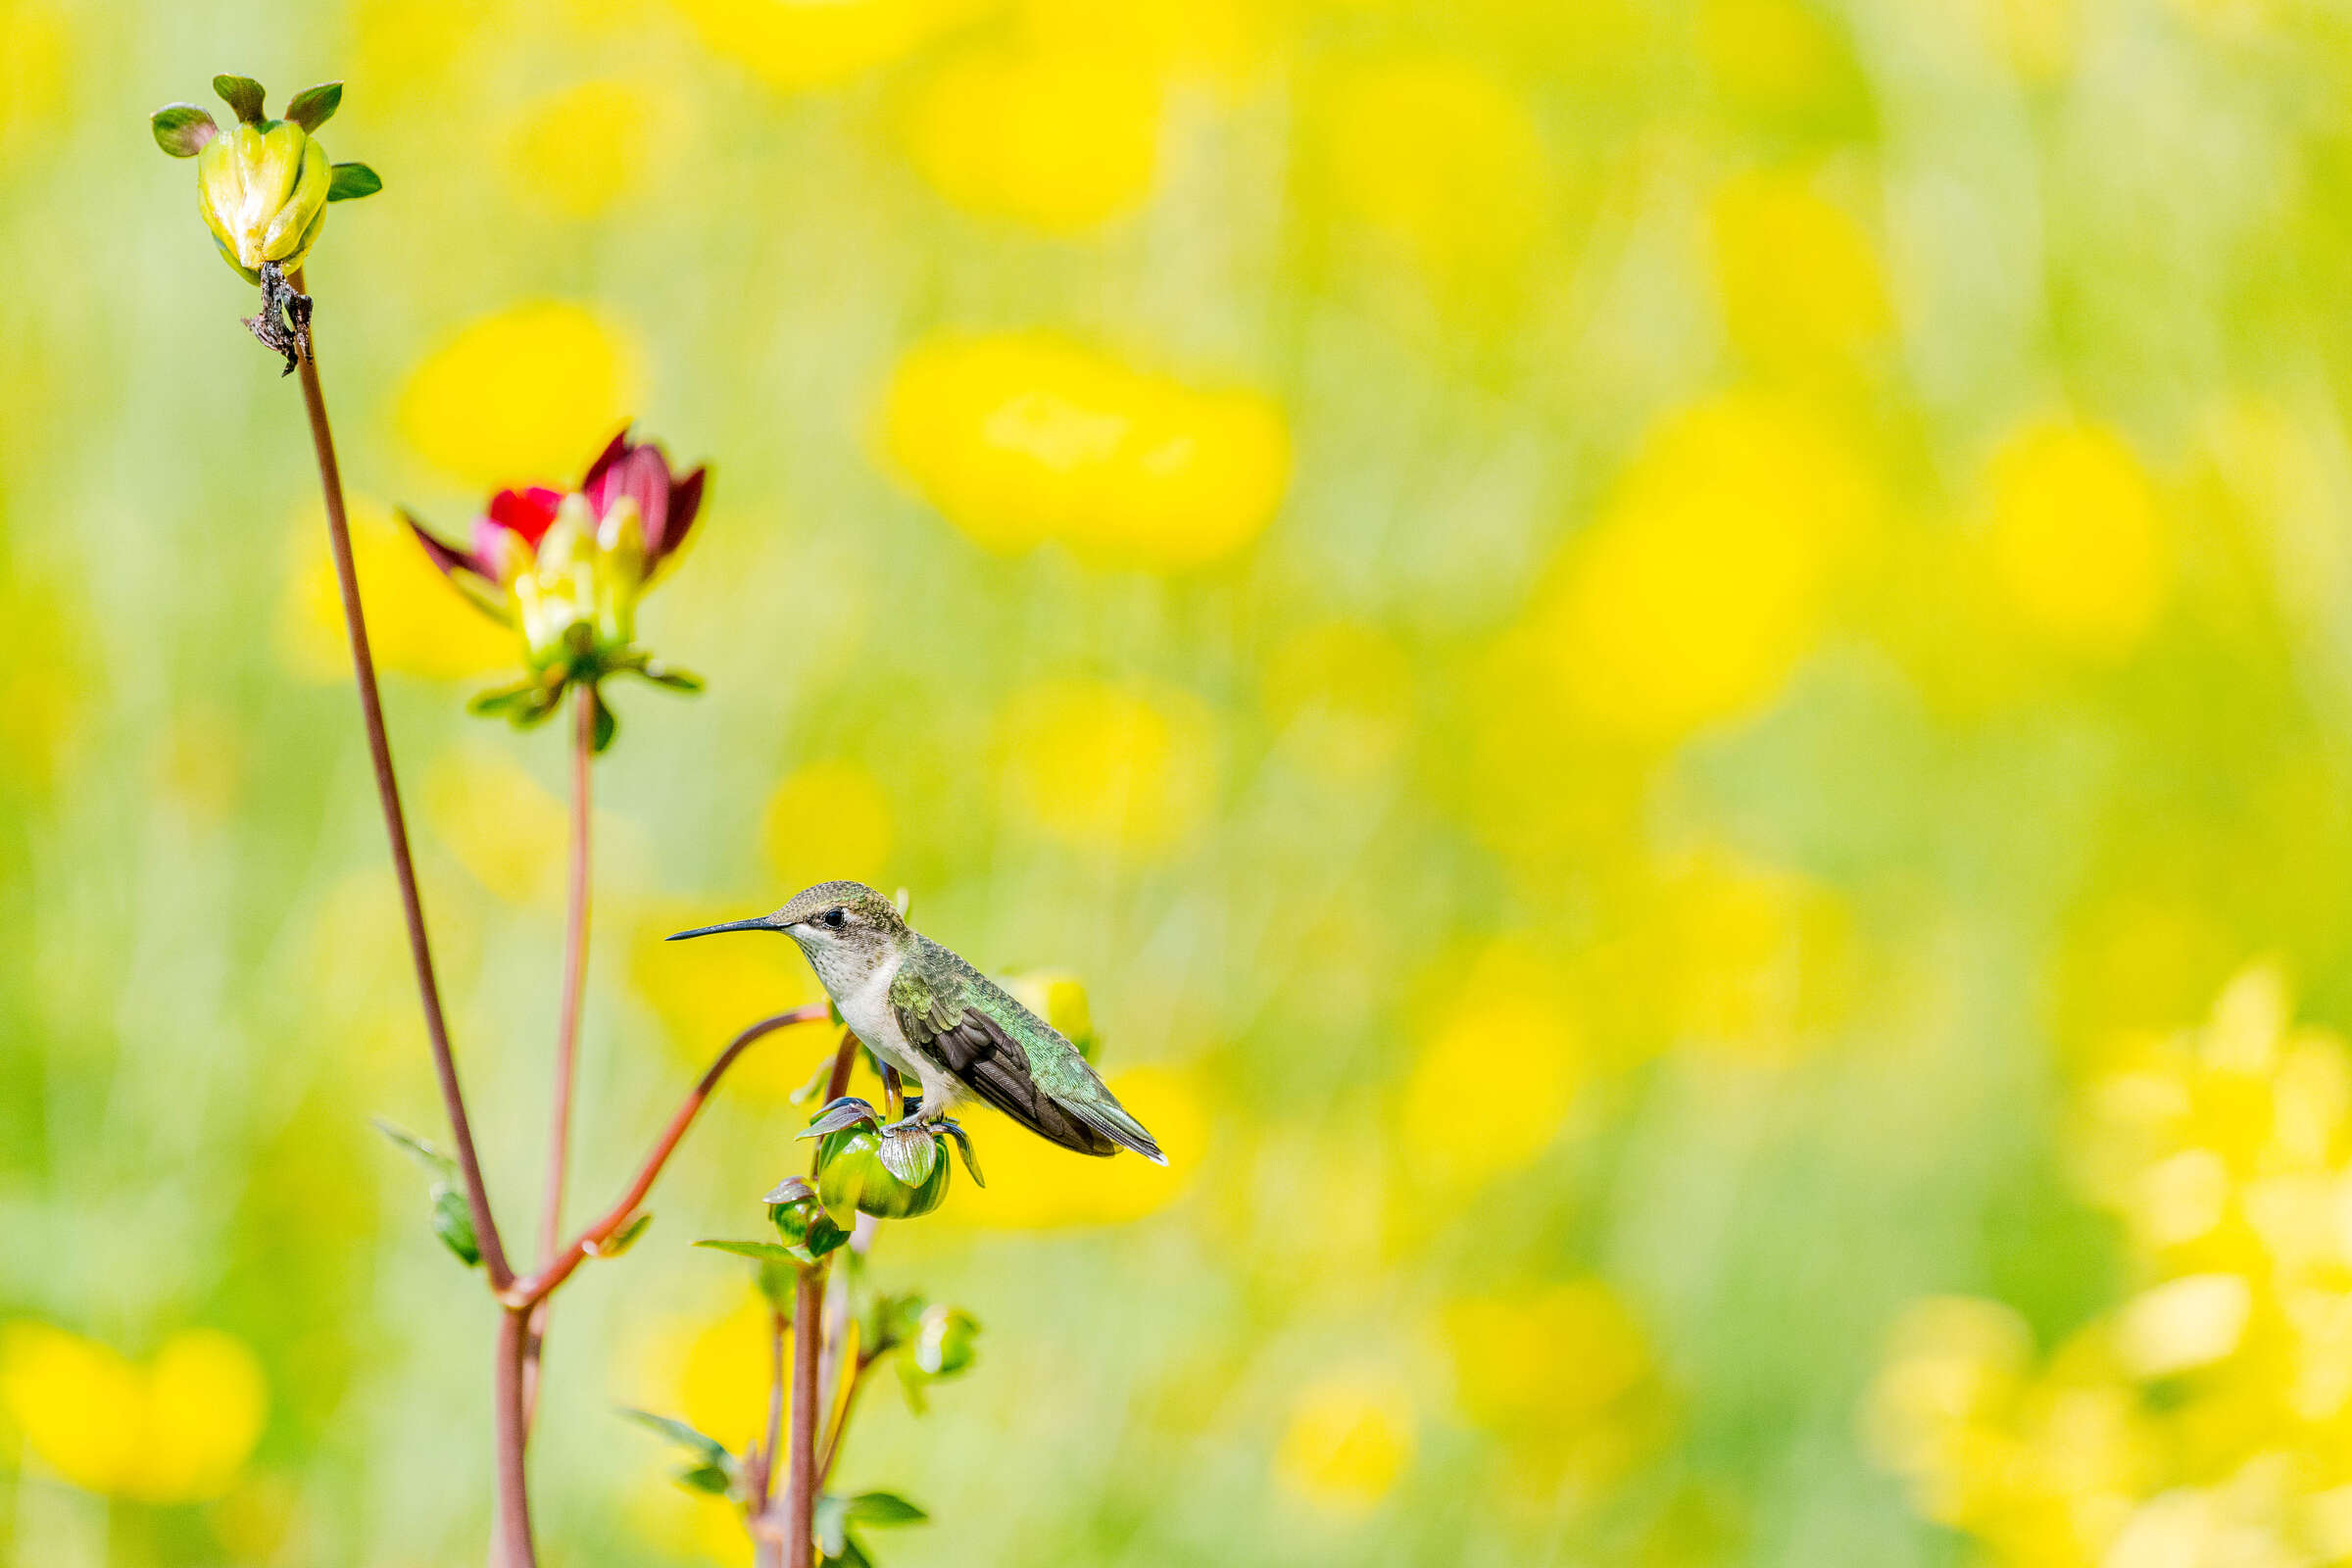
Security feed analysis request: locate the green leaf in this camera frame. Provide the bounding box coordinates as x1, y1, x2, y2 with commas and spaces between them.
821, 1541, 872, 1568
598, 1210, 653, 1256
617, 1408, 732, 1469
283, 81, 342, 130
212, 74, 267, 124
150, 104, 218, 157
675, 1462, 733, 1495
326, 161, 382, 201
694, 1239, 801, 1265
370, 1117, 455, 1175
431, 1186, 482, 1267
844, 1492, 928, 1528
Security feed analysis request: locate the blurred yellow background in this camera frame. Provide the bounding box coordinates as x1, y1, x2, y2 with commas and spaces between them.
7, 0, 2350, 1562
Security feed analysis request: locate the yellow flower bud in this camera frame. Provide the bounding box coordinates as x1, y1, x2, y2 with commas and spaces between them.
198, 122, 322, 275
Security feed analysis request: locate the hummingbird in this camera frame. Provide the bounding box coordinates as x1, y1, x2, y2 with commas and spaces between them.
668, 881, 1166, 1165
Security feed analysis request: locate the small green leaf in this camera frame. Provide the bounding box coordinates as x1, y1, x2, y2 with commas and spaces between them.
617, 1408, 731, 1468
694, 1239, 801, 1265
589, 687, 617, 753
597, 1210, 653, 1256
844, 1492, 928, 1528
431, 1186, 482, 1267
326, 161, 382, 201
213, 74, 267, 124
370, 1117, 455, 1175
675, 1462, 733, 1495
150, 104, 218, 157
283, 81, 342, 130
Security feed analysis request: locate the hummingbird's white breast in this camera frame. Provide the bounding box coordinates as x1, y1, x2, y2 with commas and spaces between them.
825, 945, 963, 1114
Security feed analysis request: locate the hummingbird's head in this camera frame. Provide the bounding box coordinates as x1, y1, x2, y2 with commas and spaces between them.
666, 880, 906, 990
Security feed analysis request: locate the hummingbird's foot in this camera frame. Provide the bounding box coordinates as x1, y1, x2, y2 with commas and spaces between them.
242, 262, 313, 375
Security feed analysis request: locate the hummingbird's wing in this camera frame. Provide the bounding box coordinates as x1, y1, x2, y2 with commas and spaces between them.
891, 937, 1166, 1164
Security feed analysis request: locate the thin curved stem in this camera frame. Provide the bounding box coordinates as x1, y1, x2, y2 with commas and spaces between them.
521, 687, 597, 1430
503, 1004, 832, 1309
785, 1265, 823, 1568
290, 270, 512, 1293
540, 685, 596, 1263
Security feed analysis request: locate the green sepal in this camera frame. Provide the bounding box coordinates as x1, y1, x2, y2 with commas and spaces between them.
588, 686, 617, 753
283, 81, 342, 130
939, 1119, 984, 1187
468, 676, 563, 728
635, 660, 703, 692
760, 1179, 854, 1264
876, 1123, 940, 1186
213, 74, 267, 123
327, 161, 382, 201
151, 104, 218, 157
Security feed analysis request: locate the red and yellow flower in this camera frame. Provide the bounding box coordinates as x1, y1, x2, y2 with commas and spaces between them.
404, 428, 709, 746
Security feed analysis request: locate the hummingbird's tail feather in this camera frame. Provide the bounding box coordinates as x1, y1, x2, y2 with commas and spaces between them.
1062, 1094, 1166, 1166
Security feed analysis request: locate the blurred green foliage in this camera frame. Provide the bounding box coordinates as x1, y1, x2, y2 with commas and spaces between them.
7, 0, 2352, 1563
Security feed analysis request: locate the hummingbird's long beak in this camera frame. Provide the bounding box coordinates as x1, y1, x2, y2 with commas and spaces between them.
665, 915, 779, 942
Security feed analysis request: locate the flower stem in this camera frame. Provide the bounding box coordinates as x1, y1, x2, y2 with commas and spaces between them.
492, 1308, 538, 1568
786, 1264, 824, 1568
290, 274, 512, 1292
522, 685, 597, 1428
289, 274, 527, 1566
503, 1004, 832, 1309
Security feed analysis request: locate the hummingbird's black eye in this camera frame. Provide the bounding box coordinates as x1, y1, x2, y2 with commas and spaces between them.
823, 906, 846, 929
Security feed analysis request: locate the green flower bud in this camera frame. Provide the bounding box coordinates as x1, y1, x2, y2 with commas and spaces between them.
816, 1124, 952, 1221
911, 1304, 980, 1379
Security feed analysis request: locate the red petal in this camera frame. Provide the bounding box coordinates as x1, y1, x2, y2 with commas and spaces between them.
650, 466, 708, 570
581, 424, 635, 496
485, 485, 564, 548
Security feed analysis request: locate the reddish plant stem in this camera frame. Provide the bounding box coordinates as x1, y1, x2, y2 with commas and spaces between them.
753, 1307, 789, 1568
785, 1265, 823, 1568
291, 272, 513, 1294
502, 1005, 832, 1309
492, 1309, 537, 1568
522, 687, 597, 1428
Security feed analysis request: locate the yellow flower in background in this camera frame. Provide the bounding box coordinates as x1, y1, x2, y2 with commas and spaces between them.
0, 1324, 267, 1502
666, 0, 989, 92
1273, 1370, 1415, 1515
1315, 56, 1549, 290
1018, 0, 1275, 93
421, 744, 569, 906
1261, 620, 1414, 783
905, 47, 1161, 231
1530, 392, 1878, 744
280, 495, 515, 682
1984, 417, 2170, 662
883, 333, 1291, 570
1972, 0, 2080, 81
506, 81, 653, 220
1399, 941, 1578, 1192
763, 759, 893, 895
677, 1294, 782, 1451
1443, 1281, 1667, 1499
626, 898, 828, 1099
1710, 168, 1891, 369
397, 303, 640, 488
1697, 0, 1866, 123
1659, 848, 1857, 1062
946, 1065, 1203, 1226
998, 676, 1218, 855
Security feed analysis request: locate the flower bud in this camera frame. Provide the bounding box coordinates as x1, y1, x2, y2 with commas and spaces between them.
816, 1123, 952, 1221
198, 122, 328, 277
